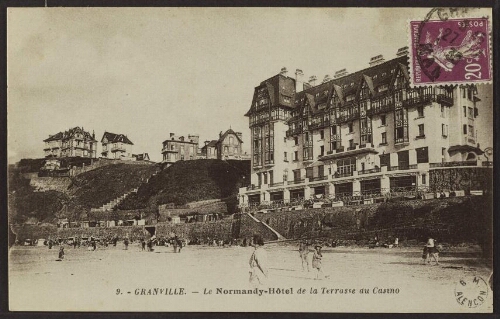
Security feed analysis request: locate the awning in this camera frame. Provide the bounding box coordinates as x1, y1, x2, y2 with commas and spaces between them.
448, 145, 484, 155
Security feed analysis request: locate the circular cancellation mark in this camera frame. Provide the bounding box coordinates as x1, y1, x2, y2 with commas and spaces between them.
454, 275, 489, 308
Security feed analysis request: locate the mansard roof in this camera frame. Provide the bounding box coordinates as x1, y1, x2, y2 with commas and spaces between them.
101, 132, 134, 145
245, 74, 296, 116
246, 55, 410, 117
43, 127, 97, 142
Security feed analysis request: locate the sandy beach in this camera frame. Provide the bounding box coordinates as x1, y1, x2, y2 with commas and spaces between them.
9, 243, 492, 312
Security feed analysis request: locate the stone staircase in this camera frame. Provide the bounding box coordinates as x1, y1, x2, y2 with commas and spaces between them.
246, 213, 286, 241
91, 188, 139, 213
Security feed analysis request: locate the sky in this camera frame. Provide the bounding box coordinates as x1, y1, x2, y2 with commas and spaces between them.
7, 7, 493, 163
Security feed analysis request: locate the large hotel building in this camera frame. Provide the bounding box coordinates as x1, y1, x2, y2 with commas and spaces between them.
238, 47, 484, 209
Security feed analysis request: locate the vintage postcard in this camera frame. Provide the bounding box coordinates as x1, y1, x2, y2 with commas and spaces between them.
7, 7, 494, 313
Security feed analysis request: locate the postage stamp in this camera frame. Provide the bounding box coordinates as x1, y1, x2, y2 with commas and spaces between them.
409, 17, 492, 86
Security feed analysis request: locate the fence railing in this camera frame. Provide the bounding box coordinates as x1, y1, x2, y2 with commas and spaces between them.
239, 185, 458, 212
430, 161, 477, 168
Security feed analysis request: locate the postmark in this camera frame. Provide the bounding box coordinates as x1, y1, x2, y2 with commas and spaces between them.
409, 10, 492, 86
454, 276, 489, 309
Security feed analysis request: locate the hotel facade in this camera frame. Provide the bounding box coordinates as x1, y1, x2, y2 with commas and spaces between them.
238, 48, 485, 209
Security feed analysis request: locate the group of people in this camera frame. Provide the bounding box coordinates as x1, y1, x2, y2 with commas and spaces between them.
299, 241, 325, 279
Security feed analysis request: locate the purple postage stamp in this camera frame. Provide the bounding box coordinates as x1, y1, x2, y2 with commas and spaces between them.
409, 17, 491, 86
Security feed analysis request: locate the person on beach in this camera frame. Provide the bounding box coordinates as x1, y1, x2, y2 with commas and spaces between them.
299, 241, 311, 272
124, 237, 129, 250
249, 234, 268, 286
423, 237, 440, 265
173, 236, 179, 253
141, 239, 146, 251
176, 237, 183, 253
312, 245, 324, 279
58, 245, 65, 260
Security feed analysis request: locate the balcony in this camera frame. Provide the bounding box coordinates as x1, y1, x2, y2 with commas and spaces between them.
394, 137, 410, 145
310, 175, 328, 182
358, 167, 381, 175
286, 127, 303, 137
289, 179, 305, 185
247, 185, 261, 191
436, 94, 453, 106
111, 146, 126, 152
309, 119, 330, 130
335, 171, 354, 178
388, 164, 417, 171
367, 101, 394, 116
402, 94, 433, 108
336, 112, 360, 124
270, 182, 284, 188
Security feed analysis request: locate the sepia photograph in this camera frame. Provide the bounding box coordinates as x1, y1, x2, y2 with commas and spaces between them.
7, 6, 494, 312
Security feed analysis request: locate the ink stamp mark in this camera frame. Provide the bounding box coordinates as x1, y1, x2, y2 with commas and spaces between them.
409, 17, 491, 86
454, 276, 489, 308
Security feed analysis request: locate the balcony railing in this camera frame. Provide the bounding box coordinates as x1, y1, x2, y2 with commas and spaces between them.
388, 164, 417, 171
436, 94, 453, 106
247, 185, 261, 191
395, 137, 410, 144
368, 101, 394, 116
286, 127, 303, 137
270, 182, 284, 187
335, 171, 354, 178
310, 175, 328, 182
309, 119, 330, 130
358, 167, 381, 175
430, 161, 477, 168
289, 179, 305, 185
482, 161, 493, 167
402, 94, 433, 108
111, 146, 126, 152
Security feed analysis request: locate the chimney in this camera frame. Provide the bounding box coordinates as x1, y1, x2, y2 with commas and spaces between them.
396, 46, 409, 57
280, 67, 288, 76
170, 133, 175, 138
303, 82, 312, 91
333, 69, 348, 79
219, 131, 223, 138
295, 69, 304, 93
309, 75, 317, 86
369, 55, 385, 67
179, 136, 184, 142
204, 140, 210, 146
322, 75, 331, 83
236, 132, 243, 140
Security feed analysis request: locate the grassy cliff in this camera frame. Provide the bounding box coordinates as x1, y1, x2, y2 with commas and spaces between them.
117, 159, 250, 213
8, 162, 158, 223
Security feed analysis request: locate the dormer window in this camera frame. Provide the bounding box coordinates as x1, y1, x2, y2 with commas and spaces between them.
346, 94, 355, 102
378, 84, 389, 93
